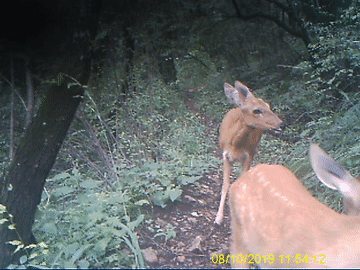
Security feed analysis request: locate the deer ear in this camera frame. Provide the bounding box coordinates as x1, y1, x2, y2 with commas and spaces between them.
235, 81, 253, 100
310, 143, 360, 215
224, 82, 241, 106
310, 143, 347, 190
224, 81, 254, 106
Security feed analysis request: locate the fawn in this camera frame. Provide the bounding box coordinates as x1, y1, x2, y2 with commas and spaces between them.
229, 143, 360, 268
215, 81, 283, 225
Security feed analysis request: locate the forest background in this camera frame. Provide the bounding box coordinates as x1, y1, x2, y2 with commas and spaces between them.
0, 0, 359, 268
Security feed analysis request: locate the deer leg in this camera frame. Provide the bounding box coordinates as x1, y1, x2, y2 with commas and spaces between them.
241, 152, 252, 174
230, 217, 250, 268
215, 152, 232, 225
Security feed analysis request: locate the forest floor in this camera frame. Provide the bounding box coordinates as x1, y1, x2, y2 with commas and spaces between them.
137, 90, 233, 268
137, 172, 233, 269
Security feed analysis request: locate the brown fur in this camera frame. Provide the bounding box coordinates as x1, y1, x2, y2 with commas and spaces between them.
215, 81, 283, 225
229, 144, 360, 268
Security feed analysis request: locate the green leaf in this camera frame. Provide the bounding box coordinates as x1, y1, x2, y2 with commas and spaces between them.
128, 214, 144, 230
177, 175, 199, 185
80, 179, 102, 189
41, 222, 58, 236
19, 255, 27, 265
135, 199, 150, 206
53, 186, 74, 197
151, 192, 168, 208
166, 187, 182, 202
64, 260, 76, 268
48, 172, 71, 181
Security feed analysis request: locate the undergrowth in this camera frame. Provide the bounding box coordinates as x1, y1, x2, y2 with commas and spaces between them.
25, 76, 220, 268
9, 51, 360, 270
6, 5, 360, 269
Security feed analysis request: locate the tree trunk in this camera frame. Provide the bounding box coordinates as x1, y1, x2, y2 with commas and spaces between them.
0, 54, 91, 267
0, 0, 101, 265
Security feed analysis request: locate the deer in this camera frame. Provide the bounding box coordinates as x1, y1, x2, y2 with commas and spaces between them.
215, 81, 283, 225
229, 143, 360, 268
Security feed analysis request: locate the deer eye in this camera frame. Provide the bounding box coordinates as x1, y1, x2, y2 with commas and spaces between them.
253, 108, 262, 115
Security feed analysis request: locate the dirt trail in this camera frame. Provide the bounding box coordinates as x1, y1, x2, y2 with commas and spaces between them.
138, 173, 232, 268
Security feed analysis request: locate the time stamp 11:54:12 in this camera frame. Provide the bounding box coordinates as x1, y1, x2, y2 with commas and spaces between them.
212, 253, 327, 265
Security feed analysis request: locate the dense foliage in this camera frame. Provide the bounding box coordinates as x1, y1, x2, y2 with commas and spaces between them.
2, 1, 360, 268
309, 5, 360, 93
